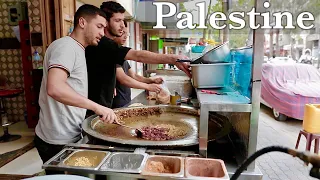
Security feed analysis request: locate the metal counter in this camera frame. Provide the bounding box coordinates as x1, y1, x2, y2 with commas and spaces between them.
125, 91, 193, 108
43, 143, 262, 180
125, 91, 156, 107
196, 87, 252, 158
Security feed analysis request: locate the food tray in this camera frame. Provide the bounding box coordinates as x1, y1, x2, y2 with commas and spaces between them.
141, 155, 184, 178
185, 157, 229, 179
99, 152, 148, 174
61, 149, 110, 170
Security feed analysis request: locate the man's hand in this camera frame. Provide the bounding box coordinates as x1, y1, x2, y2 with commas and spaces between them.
172, 55, 192, 78
152, 77, 163, 84
146, 84, 162, 94
94, 105, 117, 124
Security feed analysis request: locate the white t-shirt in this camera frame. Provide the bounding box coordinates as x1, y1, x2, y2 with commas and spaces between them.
35, 36, 88, 145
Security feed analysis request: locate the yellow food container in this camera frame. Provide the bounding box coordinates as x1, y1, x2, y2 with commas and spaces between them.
303, 104, 320, 133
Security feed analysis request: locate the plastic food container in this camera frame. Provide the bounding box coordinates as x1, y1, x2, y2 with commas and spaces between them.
191, 63, 234, 88
141, 155, 184, 178
99, 152, 148, 173
62, 150, 110, 170
303, 104, 320, 133
185, 157, 229, 179
192, 46, 206, 53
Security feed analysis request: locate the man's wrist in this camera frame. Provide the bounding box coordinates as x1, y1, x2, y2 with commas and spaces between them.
142, 83, 149, 91
147, 78, 154, 84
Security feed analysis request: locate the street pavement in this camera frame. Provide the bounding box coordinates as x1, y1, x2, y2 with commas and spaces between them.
257, 105, 317, 180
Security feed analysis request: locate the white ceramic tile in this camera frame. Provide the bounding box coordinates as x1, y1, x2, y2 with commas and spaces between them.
0, 148, 43, 175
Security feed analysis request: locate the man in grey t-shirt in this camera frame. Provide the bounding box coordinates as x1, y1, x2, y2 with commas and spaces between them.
34, 5, 118, 174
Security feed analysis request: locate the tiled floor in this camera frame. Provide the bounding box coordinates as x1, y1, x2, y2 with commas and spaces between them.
0, 121, 42, 175
257, 105, 317, 180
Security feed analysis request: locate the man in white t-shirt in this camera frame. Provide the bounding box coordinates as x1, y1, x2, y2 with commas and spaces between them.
34, 4, 118, 174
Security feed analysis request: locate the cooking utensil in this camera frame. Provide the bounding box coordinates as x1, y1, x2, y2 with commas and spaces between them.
114, 122, 143, 138
176, 42, 230, 64
96, 117, 143, 138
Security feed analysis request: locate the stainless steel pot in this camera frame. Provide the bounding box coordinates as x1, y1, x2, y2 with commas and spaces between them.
190, 63, 234, 88
177, 42, 230, 64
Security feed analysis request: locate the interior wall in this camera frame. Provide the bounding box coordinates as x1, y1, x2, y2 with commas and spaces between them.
0, 0, 27, 122
27, 0, 44, 69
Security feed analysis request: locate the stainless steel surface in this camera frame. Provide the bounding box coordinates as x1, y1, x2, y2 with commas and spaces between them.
43, 144, 263, 180
199, 106, 209, 157
100, 152, 148, 174
251, 1, 265, 82
246, 0, 266, 170
226, 163, 263, 180
82, 105, 199, 147
191, 63, 234, 88
145, 69, 186, 77
125, 91, 157, 107
179, 42, 230, 64
125, 91, 194, 108
150, 75, 193, 98
67, 143, 200, 158
62, 150, 109, 170
196, 87, 251, 107
203, 42, 230, 63
43, 149, 110, 171
247, 81, 262, 171
196, 87, 252, 158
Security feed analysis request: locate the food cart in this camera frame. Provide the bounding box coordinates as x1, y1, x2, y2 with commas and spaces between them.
42, 0, 266, 179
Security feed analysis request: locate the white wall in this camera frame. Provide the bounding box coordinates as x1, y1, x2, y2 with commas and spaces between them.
116, 0, 133, 17
76, 0, 84, 10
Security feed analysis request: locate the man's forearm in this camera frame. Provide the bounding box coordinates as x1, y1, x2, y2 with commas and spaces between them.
117, 74, 149, 90
131, 74, 153, 84
47, 82, 98, 112
127, 50, 177, 65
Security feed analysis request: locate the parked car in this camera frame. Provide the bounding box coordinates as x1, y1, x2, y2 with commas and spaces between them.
268, 56, 296, 64
261, 63, 320, 121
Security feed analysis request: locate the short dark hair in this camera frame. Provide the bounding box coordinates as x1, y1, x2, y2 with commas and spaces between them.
100, 1, 125, 21
124, 20, 127, 27
74, 4, 106, 28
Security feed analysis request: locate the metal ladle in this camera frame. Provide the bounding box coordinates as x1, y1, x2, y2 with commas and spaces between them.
114, 122, 143, 138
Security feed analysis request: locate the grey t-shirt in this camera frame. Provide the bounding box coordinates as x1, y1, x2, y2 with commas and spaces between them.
35, 36, 88, 145
112, 61, 131, 108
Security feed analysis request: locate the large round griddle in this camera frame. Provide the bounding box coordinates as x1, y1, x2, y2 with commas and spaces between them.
82, 105, 199, 147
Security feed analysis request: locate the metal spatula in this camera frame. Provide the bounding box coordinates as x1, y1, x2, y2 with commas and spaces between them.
97, 116, 143, 138
114, 122, 143, 138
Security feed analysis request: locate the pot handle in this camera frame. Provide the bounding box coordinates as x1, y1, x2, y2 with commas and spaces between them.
176, 59, 192, 63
